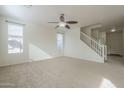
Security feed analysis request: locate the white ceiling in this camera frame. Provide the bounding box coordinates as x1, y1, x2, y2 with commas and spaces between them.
0, 5, 124, 28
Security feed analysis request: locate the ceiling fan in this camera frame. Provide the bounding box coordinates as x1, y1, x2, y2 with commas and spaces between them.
48, 14, 78, 29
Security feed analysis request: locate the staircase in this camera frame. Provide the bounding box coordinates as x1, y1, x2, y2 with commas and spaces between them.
80, 31, 107, 61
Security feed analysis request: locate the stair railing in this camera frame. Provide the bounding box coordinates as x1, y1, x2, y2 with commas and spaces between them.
80, 32, 107, 61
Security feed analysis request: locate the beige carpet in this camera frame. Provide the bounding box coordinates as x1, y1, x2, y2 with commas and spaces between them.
0, 56, 124, 88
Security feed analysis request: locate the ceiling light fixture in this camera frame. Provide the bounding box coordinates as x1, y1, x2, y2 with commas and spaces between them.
58, 22, 66, 27
111, 28, 116, 32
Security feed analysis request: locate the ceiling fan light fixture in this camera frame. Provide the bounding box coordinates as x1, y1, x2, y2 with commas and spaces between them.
58, 22, 66, 27
111, 28, 116, 32
48, 14, 78, 29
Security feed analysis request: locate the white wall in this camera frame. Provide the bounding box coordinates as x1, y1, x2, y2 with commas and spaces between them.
123, 29, 124, 60
91, 29, 106, 44
64, 28, 104, 63
81, 24, 106, 44
99, 31, 106, 44
27, 23, 59, 61
0, 17, 3, 64
81, 24, 102, 36
0, 16, 60, 66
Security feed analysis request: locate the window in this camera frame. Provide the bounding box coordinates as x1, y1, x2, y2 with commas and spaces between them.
8, 23, 23, 54
57, 33, 64, 51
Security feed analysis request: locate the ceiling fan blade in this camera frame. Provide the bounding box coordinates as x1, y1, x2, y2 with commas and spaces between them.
66, 21, 78, 24
60, 14, 65, 22
48, 22, 59, 23
65, 25, 70, 29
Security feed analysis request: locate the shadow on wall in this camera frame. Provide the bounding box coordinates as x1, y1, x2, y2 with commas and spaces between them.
29, 43, 52, 61
26, 24, 59, 62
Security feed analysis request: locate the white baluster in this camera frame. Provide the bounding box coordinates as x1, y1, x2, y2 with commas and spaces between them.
80, 32, 107, 60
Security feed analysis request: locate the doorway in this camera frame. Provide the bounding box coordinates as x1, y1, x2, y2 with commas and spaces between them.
106, 31, 123, 65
